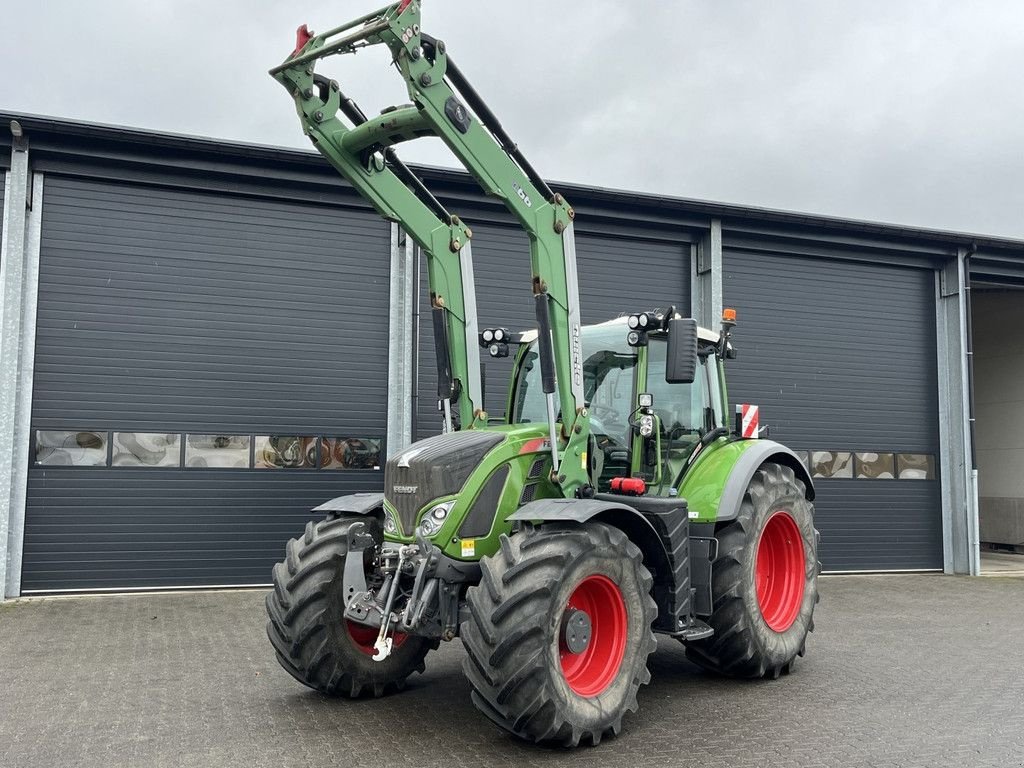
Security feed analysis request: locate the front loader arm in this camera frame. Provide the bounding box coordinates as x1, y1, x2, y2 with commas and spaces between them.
271, 1, 591, 495
272, 20, 482, 432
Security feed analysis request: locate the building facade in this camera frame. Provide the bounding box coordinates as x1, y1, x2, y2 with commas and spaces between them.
2, 113, 1023, 596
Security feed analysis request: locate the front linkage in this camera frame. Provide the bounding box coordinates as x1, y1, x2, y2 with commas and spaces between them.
341, 517, 476, 656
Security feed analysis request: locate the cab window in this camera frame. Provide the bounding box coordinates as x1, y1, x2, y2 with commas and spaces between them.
512, 325, 638, 486
644, 339, 720, 494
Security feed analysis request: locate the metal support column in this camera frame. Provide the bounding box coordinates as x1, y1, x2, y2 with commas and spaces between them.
1, 123, 43, 599
385, 223, 416, 457
936, 250, 980, 575
692, 219, 722, 327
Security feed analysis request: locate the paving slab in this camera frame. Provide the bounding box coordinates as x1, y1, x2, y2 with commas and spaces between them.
0, 574, 1022, 768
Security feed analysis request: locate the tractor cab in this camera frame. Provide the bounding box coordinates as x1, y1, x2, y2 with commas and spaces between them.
510, 315, 728, 496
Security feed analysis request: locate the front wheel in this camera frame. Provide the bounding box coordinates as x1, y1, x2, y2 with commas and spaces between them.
265, 516, 434, 697
461, 522, 657, 747
685, 462, 819, 678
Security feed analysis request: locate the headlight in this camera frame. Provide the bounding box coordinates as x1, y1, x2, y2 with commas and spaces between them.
383, 508, 398, 535
418, 501, 455, 536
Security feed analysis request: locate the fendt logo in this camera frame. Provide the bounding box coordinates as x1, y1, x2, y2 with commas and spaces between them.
392, 485, 419, 494
511, 181, 532, 208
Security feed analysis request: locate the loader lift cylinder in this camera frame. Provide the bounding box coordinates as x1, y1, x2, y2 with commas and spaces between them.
534, 290, 560, 473
431, 304, 455, 432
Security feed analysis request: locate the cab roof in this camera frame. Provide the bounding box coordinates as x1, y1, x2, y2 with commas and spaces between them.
515, 316, 721, 345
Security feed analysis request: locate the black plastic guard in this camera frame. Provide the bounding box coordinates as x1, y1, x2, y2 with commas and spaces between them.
312, 492, 384, 516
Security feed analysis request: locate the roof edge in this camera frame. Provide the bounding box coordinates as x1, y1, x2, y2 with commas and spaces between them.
2, 109, 1023, 253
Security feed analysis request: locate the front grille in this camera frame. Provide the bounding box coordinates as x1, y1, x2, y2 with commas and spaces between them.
528, 458, 546, 479
519, 483, 537, 505
459, 466, 509, 539
384, 430, 504, 534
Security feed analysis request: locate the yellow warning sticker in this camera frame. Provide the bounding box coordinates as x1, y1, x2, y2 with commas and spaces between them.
461, 539, 476, 557
581, 451, 587, 469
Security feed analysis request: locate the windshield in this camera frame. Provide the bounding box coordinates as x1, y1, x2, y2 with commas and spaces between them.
512, 325, 721, 494
514, 323, 636, 444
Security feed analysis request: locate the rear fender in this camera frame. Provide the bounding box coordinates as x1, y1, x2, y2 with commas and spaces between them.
717, 441, 815, 523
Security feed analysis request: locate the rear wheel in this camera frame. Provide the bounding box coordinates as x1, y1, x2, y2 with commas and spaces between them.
461, 522, 657, 746
685, 462, 819, 678
265, 515, 434, 697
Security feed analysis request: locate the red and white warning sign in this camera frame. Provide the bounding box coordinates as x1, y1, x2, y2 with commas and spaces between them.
740, 404, 760, 439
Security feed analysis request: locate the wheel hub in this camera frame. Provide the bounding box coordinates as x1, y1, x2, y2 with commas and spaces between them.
561, 608, 593, 654
559, 574, 627, 697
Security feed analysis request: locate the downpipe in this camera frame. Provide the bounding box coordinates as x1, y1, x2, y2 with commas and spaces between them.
963, 245, 981, 576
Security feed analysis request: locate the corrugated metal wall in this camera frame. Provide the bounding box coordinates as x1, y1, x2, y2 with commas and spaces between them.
724, 249, 942, 570
18, 156, 950, 587
23, 175, 391, 590
417, 223, 691, 437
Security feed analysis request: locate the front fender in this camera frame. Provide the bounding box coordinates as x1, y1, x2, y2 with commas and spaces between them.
508, 499, 668, 585
312, 492, 385, 517
508, 497, 687, 632
508, 497, 642, 523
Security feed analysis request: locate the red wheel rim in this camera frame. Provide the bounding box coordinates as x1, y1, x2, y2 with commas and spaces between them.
346, 621, 408, 656
755, 510, 806, 632
559, 574, 627, 697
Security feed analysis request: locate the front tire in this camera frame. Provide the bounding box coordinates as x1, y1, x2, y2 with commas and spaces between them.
685, 462, 819, 678
265, 516, 434, 697
461, 522, 657, 746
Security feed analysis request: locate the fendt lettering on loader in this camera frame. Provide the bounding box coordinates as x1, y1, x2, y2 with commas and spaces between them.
265, 1, 820, 747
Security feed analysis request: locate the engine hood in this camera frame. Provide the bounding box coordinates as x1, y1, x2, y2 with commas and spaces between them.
384, 430, 506, 535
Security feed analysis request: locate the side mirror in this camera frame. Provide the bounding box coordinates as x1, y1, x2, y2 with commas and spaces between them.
665, 317, 697, 384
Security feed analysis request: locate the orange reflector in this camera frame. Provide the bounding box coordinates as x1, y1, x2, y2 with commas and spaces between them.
723, 308, 737, 322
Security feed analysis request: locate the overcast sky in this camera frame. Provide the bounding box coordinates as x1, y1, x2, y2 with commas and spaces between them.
2, 1, 1023, 239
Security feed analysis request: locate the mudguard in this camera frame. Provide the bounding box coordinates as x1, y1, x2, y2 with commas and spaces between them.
508, 497, 648, 523
509, 497, 690, 633
717, 441, 815, 523
312, 492, 385, 516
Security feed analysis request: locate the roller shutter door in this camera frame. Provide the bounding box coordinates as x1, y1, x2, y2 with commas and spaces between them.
724, 249, 941, 571
417, 224, 690, 437
23, 176, 390, 590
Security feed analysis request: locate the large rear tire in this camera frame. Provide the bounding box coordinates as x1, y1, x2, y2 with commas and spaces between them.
266, 516, 434, 697
685, 462, 819, 678
461, 522, 657, 747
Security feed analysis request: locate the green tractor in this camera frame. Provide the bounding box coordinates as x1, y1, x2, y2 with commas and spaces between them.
265, 1, 819, 747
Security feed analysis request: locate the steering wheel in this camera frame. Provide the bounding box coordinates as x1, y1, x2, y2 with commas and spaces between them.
589, 404, 629, 447
665, 424, 697, 441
